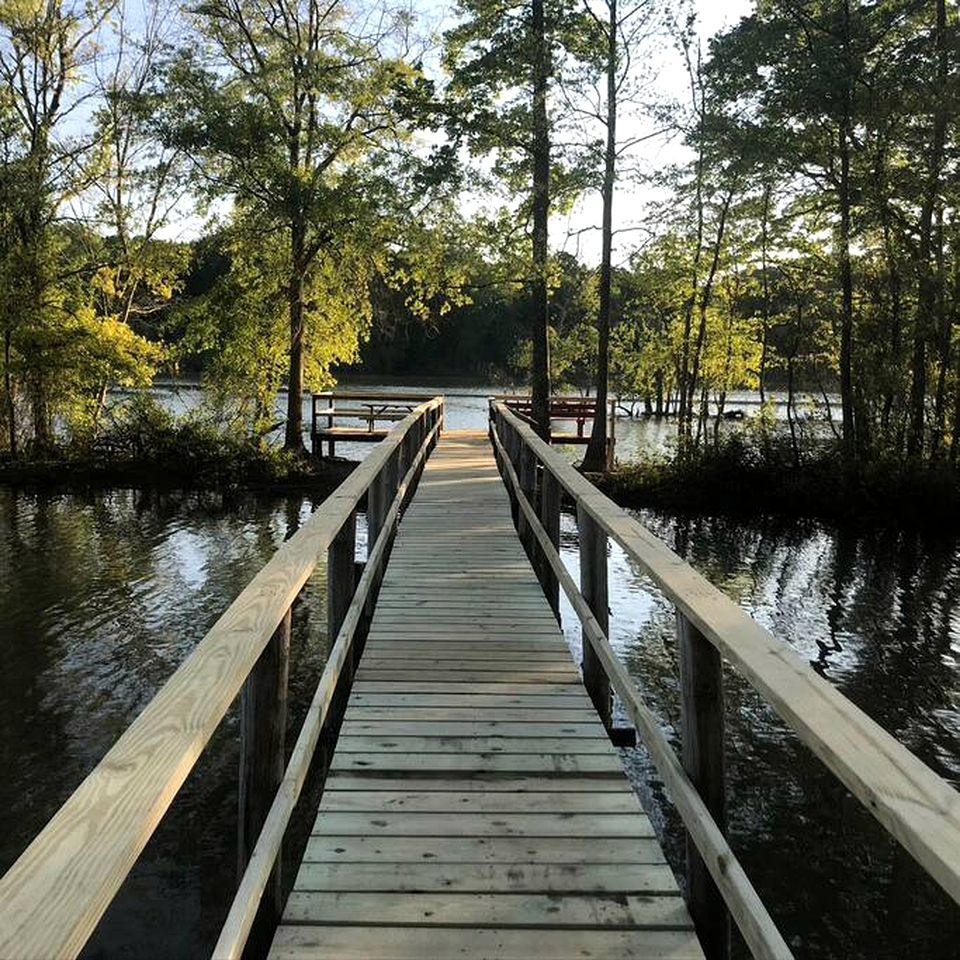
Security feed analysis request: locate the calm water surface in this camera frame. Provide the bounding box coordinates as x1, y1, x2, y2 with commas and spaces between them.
1, 387, 957, 958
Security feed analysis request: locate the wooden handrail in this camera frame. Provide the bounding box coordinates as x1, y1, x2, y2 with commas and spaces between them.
213, 415, 441, 959
0, 398, 444, 960
490, 401, 960, 914
312, 391, 435, 403
490, 420, 793, 960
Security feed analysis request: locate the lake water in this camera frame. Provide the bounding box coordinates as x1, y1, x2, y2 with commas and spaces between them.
1, 386, 957, 958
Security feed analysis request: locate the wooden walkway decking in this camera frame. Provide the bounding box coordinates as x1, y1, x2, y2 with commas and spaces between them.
269, 433, 704, 959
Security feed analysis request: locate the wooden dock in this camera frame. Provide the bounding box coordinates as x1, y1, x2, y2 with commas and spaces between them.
270, 433, 702, 958
3, 394, 959, 960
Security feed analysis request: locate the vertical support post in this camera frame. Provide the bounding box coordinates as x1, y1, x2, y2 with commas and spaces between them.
238, 608, 291, 934
328, 511, 356, 664
678, 612, 729, 960
539, 467, 561, 620
518, 443, 536, 558
367, 464, 388, 556
327, 395, 335, 458
310, 395, 318, 456
577, 505, 612, 730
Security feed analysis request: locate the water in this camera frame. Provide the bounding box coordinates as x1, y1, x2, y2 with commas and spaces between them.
1, 385, 957, 958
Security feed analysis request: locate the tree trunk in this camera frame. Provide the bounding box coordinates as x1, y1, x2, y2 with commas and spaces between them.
3, 330, 15, 458
758, 182, 772, 406
530, 0, 552, 439
284, 219, 307, 453
583, 0, 617, 472
906, 0, 947, 460
838, 119, 856, 460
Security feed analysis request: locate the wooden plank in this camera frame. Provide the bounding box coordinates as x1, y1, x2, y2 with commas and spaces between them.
323, 775, 632, 793
329, 754, 625, 775
361, 646, 573, 659
268, 927, 704, 959
342, 707, 598, 722
283, 891, 691, 928
290, 861, 674, 894
337, 721, 606, 738
310, 812, 653, 838
302, 835, 663, 865
335, 736, 614, 755
320, 790, 641, 813
350, 682, 587, 695
354, 671, 580, 685
348, 692, 591, 708
359, 657, 577, 673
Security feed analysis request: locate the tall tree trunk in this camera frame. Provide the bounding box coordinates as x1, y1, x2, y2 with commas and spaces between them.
906, 0, 948, 459
838, 120, 856, 459
530, 0, 552, 439
758, 181, 772, 406
3, 329, 15, 458
583, 0, 617, 472
284, 220, 307, 452
931, 205, 951, 457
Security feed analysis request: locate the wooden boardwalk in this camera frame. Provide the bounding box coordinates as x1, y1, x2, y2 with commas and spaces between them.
269, 433, 704, 959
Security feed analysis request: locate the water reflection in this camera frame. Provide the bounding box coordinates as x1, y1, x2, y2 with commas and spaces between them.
0, 487, 333, 959
557, 510, 960, 959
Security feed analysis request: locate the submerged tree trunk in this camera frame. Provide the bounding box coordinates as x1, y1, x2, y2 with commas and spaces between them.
583, 0, 617, 472
530, 0, 551, 439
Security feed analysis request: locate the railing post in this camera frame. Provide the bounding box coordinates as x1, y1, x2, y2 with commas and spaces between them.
577, 505, 612, 730
539, 467, 561, 620
678, 612, 729, 960
237, 607, 290, 941
367, 462, 388, 553
327, 395, 335, 458
329, 511, 357, 665
518, 444, 536, 557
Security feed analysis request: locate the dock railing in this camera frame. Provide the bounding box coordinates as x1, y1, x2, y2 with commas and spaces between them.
490, 399, 960, 960
310, 392, 438, 457
496, 394, 616, 467
0, 397, 444, 960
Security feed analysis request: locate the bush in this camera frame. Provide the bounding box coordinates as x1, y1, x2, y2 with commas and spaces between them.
601, 433, 960, 531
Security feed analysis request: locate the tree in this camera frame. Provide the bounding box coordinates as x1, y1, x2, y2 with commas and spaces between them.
169, 0, 423, 451
444, 0, 592, 437
578, 0, 662, 470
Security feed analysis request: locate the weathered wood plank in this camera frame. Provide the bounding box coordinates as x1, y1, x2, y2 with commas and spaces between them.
337, 720, 607, 738
290, 861, 675, 894
335, 736, 615, 755
283, 891, 691, 928
320, 789, 641, 813
323, 775, 631, 793
268, 927, 704, 959
329, 753, 625, 774
302, 835, 665, 865
310, 812, 655, 838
